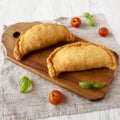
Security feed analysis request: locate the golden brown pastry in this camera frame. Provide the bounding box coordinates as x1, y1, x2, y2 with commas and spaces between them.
14, 23, 75, 60
47, 42, 117, 78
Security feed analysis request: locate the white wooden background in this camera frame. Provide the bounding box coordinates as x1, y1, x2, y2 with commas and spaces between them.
0, 0, 120, 120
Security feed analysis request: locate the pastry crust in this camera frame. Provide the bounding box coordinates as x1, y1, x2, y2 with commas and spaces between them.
14, 23, 75, 60
47, 42, 117, 78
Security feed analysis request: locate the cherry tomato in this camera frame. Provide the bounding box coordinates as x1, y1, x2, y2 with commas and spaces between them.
70, 17, 81, 28
99, 27, 109, 37
49, 90, 62, 105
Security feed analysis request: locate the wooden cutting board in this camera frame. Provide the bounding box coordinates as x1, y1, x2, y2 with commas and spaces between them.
2, 22, 118, 101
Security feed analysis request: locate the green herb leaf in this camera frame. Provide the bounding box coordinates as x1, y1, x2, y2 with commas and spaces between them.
19, 76, 32, 93
83, 12, 90, 18
89, 19, 95, 26
93, 83, 104, 88
79, 82, 94, 89
83, 12, 95, 27
79, 82, 104, 89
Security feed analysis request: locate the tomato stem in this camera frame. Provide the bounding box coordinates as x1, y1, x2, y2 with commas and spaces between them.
102, 27, 107, 31
52, 92, 58, 97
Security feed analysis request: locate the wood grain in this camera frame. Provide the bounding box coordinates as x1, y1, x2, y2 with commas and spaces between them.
1, 22, 118, 100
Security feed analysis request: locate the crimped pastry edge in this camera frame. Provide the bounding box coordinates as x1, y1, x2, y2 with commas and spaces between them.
13, 32, 24, 60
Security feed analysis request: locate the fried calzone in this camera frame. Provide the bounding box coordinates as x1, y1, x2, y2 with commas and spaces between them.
14, 23, 75, 60
47, 42, 117, 78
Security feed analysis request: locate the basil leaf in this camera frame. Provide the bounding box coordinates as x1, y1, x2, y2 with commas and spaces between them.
83, 12, 95, 27
79, 82, 104, 89
79, 82, 94, 89
89, 21, 95, 27
93, 83, 104, 88
83, 12, 90, 18
88, 18, 95, 26
19, 76, 32, 93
